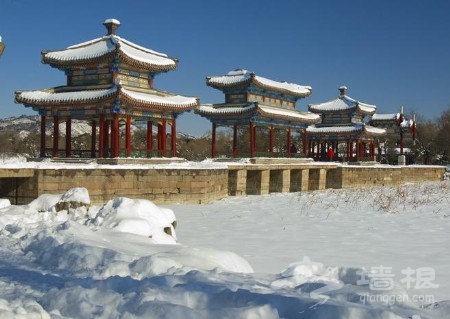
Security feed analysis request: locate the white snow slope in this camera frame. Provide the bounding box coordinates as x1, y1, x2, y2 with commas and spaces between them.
0, 177, 449, 318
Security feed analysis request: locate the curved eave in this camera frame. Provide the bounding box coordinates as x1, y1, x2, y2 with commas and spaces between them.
307, 125, 363, 135
371, 113, 399, 121
117, 50, 177, 72
15, 87, 117, 107
120, 87, 199, 111
195, 103, 319, 125
206, 75, 311, 98
15, 86, 198, 112
309, 104, 357, 114
365, 125, 386, 136
42, 35, 178, 72
306, 124, 386, 136
257, 105, 320, 124
195, 103, 257, 119
308, 95, 376, 115
252, 78, 312, 98
42, 37, 117, 68
308, 96, 356, 113
357, 103, 377, 115
206, 77, 252, 91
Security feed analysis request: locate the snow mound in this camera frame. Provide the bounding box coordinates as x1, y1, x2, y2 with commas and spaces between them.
91, 197, 177, 244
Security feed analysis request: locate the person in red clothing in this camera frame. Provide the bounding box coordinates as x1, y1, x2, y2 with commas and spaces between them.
327, 147, 335, 161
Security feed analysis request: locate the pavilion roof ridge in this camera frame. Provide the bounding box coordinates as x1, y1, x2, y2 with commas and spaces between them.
206, 69, 312, 98
308, 90, 376, 115
15, 85, 199, 110
41, 22, 177, 72
196, 102, 320, 124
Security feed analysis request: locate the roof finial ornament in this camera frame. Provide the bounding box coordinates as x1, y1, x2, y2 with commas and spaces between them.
339, 86, 347, 96
103, 18, 121, 36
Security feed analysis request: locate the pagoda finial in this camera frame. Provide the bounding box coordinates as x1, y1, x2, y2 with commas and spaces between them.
103, 18, 121, 35
339, 86, 347, 96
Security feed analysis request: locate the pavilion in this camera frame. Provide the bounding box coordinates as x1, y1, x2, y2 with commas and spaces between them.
306, 86, 386, 162
370, 109, 417, 162
15, 19, 199, 159
195, 69, 320, 158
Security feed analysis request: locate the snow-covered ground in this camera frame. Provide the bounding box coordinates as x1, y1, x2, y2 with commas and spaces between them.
0, 157, 449, 318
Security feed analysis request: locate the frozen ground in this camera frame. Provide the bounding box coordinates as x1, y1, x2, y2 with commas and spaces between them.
0, 156, 449, 318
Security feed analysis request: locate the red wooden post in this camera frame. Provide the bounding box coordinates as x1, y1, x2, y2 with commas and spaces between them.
249, 122, 255, 158
98, 115, 104, 158
370, 141, 375, 160
269, 126, 274, 157
211, 122, 217, 158
161, 119, 167, 157
52, 116, 59, 157
157, 122, 162, 156
147, 121, 153, 157
91, 120, 97, 158
104, 120, 110, 157
125, 115, 131, 157
65, 117, 72, 157
286, 127, 291, 157
233, 124, 238, 158
40, 115, 46, 157
112, 113, 120, 157
171, 118, 177, 157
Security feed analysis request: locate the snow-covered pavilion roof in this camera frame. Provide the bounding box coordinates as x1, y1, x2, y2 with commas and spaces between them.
206, 69, 312, 98
15, 85, 198, 111
42, 19, 177, 72
308, 87, 376, 115
196, 102, 320, 125
371, 113, 400, 121
306, 124, 386, 136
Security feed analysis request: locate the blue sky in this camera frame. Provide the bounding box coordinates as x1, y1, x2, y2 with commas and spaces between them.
1, 0, 449, 136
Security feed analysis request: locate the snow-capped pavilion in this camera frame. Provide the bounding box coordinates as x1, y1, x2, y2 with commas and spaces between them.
15, 19, 199, 158
195, 69, 320, 158
306, 86, 386, 162
370, 109, 416, 158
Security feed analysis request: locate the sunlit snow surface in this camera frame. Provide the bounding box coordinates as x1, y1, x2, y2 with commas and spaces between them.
0, 157, 449, 318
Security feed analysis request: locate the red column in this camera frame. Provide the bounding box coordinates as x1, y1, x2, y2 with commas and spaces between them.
112, 113, 120, 157
91, 120, 97, 158
147, 121, 153, 157
346, 141, 350, 162
171, 118, 177, 157
104, 120, 110, 157
249, 122, 255, 158
370, 141, 375, 161
98, 116, 104, 158
350, 141, 354, 162
40, 115, 46, 157
286, 127, 292, 157
233, 124, 238, 158
161, 119, 167, 157
157, 123, 162, 156
125, 115, 131, 157
211, 122, 217, 158
52, 116, 59, 157
269, 126, 274, 157
65, 117, 72, 157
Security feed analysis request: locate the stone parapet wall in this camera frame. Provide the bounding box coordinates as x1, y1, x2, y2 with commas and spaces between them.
3, 167, 228, 205
326, 165, 446, 189
0, 164, 446, 206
